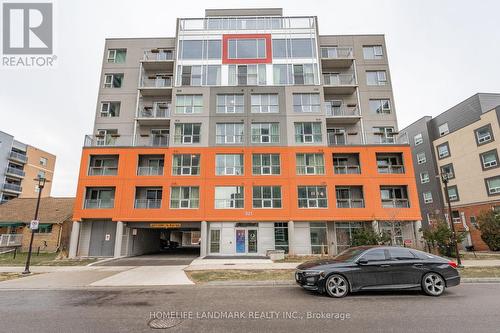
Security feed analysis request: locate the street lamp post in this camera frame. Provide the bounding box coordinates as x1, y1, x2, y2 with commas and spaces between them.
439, 173, 462, 267
22, 177, 47, 275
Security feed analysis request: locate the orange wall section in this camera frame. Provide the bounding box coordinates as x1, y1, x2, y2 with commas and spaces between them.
73, 145, 422, 223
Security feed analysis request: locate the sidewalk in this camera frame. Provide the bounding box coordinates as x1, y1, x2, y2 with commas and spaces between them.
186, 257, 298, 271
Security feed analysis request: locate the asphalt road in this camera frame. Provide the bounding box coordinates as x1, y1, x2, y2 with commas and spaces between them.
0, 283, 499, 332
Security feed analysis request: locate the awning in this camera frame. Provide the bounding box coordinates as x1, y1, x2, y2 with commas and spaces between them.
0, 222, 24, 227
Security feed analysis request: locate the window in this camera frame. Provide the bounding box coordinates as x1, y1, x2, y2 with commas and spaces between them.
486, 176, 500, 195
100, 102, 120, 117
438, 123, 449, 136
135, 188, 162, 209
336, 187, 365, 208
210, 229, 221, 253
380, 186, 409, 208
89, 155, 118, 176
272, 38, 316, 59
293, 93, 321, 113
138, 155, 164, 176
216, 123, 244, 144
107, 49, 126, 63
228, 64, 266, 86
363, 45, 383, 59
310, 222, 328, 255
423, 191, 433, 204
179, 40, 222, 60
376, 153, 404, 174
373, 127, 395, 144
274, 223, 289, 253
388, 248, 416, 260
296, 153, 325, 175
292, 64, 315, 85
251, 94, 279, 113
175, 95, 203, 114
294, 122, 322, 143
84, 187, 115, 209
173, 123, 201, 144
39, 157, 48, 166
37, 170, 46, 179
437, 142, 450, 159
440, 163, 455, 179
252, 154, 280, 175
252, 186, 282, 208
475, 124, 494, 145
251, 123, 279, 143
216, 154, 243, 175
417, 152, 426, 164
334, 222, 364, 253
298, 186, 327, 208
216, 94, 244, 113
104, 73, 123, 88
228, 38, 266, 59
96, 129, 118, 146
369, 99, 391, 114
420, 172, 430, 184
273, 64, 317, 85
215, 186, 244, 209
170, 186, 199, 209
172, 154, 200, 175
362, 249, 386, 262
414, 133, 423, 145
447, 185, 459, 202
480, 150, 499, 169
366, 71, 387, 85
38, 224, 53, 234
273, 64, 292, 85
470, 216, 479, 229
333, 153, 361, 174
451, 211, 461, 224
180, 65, 202, 86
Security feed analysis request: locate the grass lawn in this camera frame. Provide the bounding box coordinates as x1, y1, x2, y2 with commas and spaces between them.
0, 252, 97, 266
459, 267, 500, 278
458, 252, 500, 260
0, 272, 34, 282
186, 269, 295, 283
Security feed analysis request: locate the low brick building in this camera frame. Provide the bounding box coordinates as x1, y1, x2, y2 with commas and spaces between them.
0, 197, 74, 253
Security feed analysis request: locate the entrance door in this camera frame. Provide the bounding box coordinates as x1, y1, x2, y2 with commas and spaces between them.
235, 228, 258, 254
89, 221, 116, 257
235, 229, 246, 254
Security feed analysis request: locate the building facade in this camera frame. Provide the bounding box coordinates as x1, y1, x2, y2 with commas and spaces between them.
399, 93, 500, 251
0, 131, 56, 203
70, 8, 422, 258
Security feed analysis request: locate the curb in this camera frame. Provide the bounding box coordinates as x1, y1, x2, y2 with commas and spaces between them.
461, 278, 500, 283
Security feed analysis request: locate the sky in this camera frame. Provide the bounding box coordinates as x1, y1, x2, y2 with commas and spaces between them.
1, 0, 499, 197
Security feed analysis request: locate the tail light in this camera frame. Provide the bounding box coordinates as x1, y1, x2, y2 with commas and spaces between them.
448, 261, 458, 268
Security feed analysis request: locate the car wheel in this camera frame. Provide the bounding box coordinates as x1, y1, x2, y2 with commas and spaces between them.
325, 274, 349, 298
422, 272, 445, 296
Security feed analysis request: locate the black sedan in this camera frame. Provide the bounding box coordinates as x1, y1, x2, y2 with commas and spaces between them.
295, 246, 460, 298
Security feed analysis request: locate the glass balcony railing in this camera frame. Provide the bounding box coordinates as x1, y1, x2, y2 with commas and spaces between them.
88, 166, 118, 176
9, 151, 27, 163
323, 73, 356, 86
336, 199, 365, 208
2, 183, 22, 193
324, 102, 360, 117
179, 16, 316, 31
140, 77, 173, 88
381, 199, 410, 208
6, 167, 25, 178
143, 50, 174, 61
320, 47, 353, 59
138, 104, 171, 118
137, 166, 164, 176
84, 199, 114, 209
377, 165, 405, 174
134, 199, 162, 209
327, 132, 398, 146
333, 165, 361, 174
84, 134, 133, 147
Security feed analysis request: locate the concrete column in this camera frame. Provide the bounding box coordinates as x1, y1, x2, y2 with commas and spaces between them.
68, 221, 81, 259
288, 221, 295, 256
200, 221, 208, 258
372, 220, 379, 234
114, 221, 124, 258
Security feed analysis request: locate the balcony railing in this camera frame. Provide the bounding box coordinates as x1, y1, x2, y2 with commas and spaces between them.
9, 151, 27, 163
381, 199, 409, 208
216, 135, 244, 144
138, 104, 171, 119
137, 166, 164, 176
2, 183, 22, 193
328, 131, 399, 146
134, 199, 162, 209
179, 17, 316, 31
0, 234, 22, 247
88, 166, 118, 176
324, 102, 360, 117
320, 47, 353, 59
84, 134, 133, 147
6, 167, 25, 178
333, 165, 361, 174
336, 199, 365, 208
140, 77, 173, 88
143, 50, 174, 61
323, 73, 356, 86
377, 165, 405, 174
84, 199, 114, 209
136, 135, 169, 147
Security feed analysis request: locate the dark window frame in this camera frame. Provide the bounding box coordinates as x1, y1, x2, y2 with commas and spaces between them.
447, 185, 460, 202
479, 149, 499, 171
484, 175, 500, 197
474, 123, 494, 146
436, 142, 451, 160
440, 163, 455, 180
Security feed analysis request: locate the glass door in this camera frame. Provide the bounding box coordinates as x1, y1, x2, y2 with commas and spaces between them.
247, 229, 258, 253
235, 228, 258, 254
235, 229, 246, 254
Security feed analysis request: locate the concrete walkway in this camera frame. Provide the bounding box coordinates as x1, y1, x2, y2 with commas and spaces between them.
187, 258, 298, 271
90, 265, 193, 286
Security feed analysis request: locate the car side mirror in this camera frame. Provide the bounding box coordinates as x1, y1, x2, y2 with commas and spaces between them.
357, 258, 368, 265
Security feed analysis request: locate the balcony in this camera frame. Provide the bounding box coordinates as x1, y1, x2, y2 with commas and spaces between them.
377, 165, 405, 174
327, 131, 360, 146
320, 47, 353, 68
84, 134, 133, 147
324, 102, 361, 124
5, 167, 25, 179
336, 198, 365, 208
136, 103, 171, 125
334, 165, 361, 174
322, 73, 357, 94
134, 199, 162, 209
84, 199, 114, 209
137, 166, 164, 176
8, 151, 27, 164
2, 183, 22, 194
139, 76, 173, 96
88, 166, 118, 176
141, 50, 174, 71
381, 199, 410, 208
0, 234, 22, 247
135, 134, 169, 147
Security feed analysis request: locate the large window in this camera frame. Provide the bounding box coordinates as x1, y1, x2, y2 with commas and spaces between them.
215, 186, 244, 209
216, 123, 244, 144
88, 155, 118, 176
251, 123, 279, 143
380, 186, 409, 208
252, 186, 282, 208
178, 65, 221, 86
475, 124, 494, 145
366, 71, 387, 86
210, 229, 221, 253
107, 49, 126, 63
294, 122, 322, 143
170, 186, 199, 209
335, 222, 364, 253
362, 45, 383, 59
252, 154, 280, 175
447, 185, 459, 202
440, 163, 455, 179
84, 187, 115, 209
104, 73, 123, 88
251, 94, 279, 113
298, 186, 327, 208
174, 123, 201, 144
310, 222, 328, 255
369, 99, 391, 114
296, 153, 325, 175
293, 93, 321, 113
135, 187, 162, 209
228, 64, 266, 86
437, 142, 450, 159
175, 95, 203, 114
179, 40, 222, 60
273, 64, 317, 85
228, 38, 266, 59
272, 38, 316, 58
480, 150, 499, 169
216, 94, 244, 113
100, 102, 120, 117
486, 176, 500, 195
274, 223, 289, 253
172, 154, 200, 175
216, 154, 243, 175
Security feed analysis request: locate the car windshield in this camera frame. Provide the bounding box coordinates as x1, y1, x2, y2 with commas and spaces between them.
334, 248, 367, 262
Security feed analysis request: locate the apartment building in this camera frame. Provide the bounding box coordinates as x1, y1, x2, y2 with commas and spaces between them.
0, 131, 56, 203
70, 8, 422, 258
399, 93, 500, 251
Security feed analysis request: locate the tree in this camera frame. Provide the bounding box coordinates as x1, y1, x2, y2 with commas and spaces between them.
421, 219, 467, 256
351, 228, 391, 246
478, 210, 500, 251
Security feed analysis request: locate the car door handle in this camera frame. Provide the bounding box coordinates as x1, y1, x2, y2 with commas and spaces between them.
380, 264, 391, 268
413, 263, 423, 267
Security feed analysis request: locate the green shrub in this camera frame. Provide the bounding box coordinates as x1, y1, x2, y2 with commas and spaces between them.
421, 219, 467, 256
351, 228, 391, 246
478, 210, 500, 251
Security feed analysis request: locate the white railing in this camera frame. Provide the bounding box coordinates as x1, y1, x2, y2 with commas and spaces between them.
143, 50, 174, 61
333, 165, 361, 174
320, 47, 353, 59
382, 199, 409, 208
84, 134, 134, 147
134, 199, 162, 209
84, 199, 114, 209
336, 199, 365, 208
179, 17, 315, 31
140, 77, 173, 88
9, 151, 27, 163
0, 234, 22, 247
377, 165, 405, 174
88, 166, 118, 176
323, 73, 356, 86
137, 166, 163, 176
138, 103, 171, 118
324, 102, 359, 117
135, 135, 169, 147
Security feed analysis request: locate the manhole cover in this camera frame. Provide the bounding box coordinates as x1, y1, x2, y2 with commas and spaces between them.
148, 317, 183, 329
